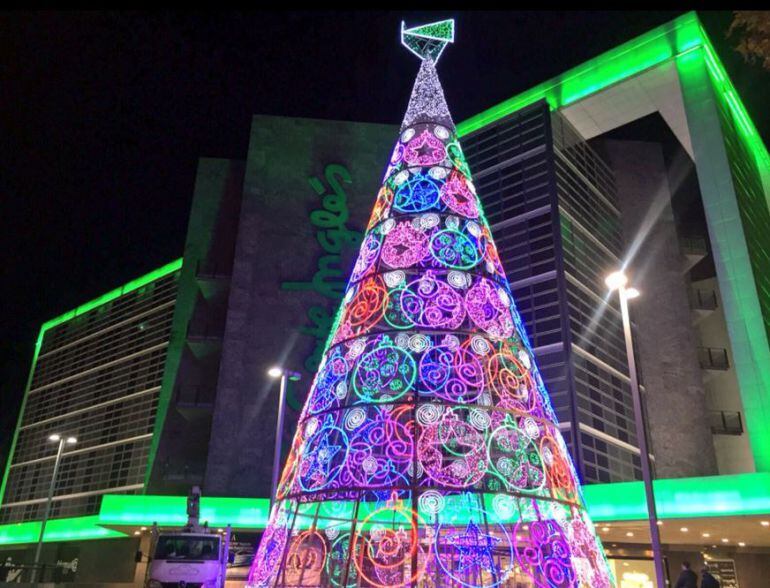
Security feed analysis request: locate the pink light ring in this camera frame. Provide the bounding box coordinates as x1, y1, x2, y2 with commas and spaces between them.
439, 172, 480, 218
418, 343, 485, 404
390, 141, 405, 165
350, 231, 383, 283
514, 519, 576, 588
486, 416, 547, 494
402, 126, 449, 167
399, 271, 466, 330
380, 220, 430, 269
416, 408, 488, 489
565, 511, 614, 588
247, 502, 293, 587
344, 405, 414, 488
465, 277, 515, 340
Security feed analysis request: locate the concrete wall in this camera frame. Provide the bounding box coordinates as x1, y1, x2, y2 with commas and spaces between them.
693, 276, 756, 474
148, 158, 245, 495
204, 116, 395, 498
603, 139, 717, 478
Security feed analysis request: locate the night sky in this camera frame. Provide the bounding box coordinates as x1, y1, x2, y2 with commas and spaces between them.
2, 11, 767, 458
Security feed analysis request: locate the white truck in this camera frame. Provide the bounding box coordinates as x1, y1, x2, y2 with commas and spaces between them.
142, 487, 233, 588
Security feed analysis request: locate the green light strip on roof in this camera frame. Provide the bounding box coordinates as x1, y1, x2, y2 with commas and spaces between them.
697, 26, 770, 177
39, 258, 184, 336
456, 12, 770, 178
0, 515, 126, 546
457, 12, 701, 136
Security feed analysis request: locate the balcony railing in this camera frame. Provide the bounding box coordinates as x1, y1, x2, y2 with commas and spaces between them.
698, 347, 729, 370
691, 289, 718, 311
709, 410, 744, 435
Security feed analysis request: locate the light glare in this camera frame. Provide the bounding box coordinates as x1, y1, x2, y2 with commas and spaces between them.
626, 287, 641, 299
605, 271, 628, 291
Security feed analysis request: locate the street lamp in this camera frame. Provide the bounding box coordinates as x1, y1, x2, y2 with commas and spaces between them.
267, 366, 301, 509
605, 270, 665, 587
32, 434, 76, 582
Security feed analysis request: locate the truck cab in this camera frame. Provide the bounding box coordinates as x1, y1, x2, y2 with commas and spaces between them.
143, 486, 232, 588
147, 532, 226, 588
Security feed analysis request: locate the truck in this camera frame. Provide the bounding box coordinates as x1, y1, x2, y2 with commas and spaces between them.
142, 486, 233, 588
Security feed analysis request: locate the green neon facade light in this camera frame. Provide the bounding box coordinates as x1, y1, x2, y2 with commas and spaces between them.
1, 473, 767, 545
583, 472, 770, 521
97, 472, 770, 526
40, 258, 183, 334
456, 12, 770, 181
0, 516, 126, 546
98, 495, 272, 528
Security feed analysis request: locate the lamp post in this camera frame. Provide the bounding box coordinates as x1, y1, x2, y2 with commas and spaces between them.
32, 434, 76, 583
606, 271, 666, 587
267, 367, 301, 509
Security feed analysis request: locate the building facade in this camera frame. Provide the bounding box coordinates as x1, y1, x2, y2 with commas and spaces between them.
0, 261, 181, 524
2, 10, 770, 586
463, 101, 644, 484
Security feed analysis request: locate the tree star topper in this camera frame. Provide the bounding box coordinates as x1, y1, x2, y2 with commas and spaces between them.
401, 19, 455, 63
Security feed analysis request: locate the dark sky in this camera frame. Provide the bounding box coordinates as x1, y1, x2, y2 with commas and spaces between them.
1, 11, 767, 454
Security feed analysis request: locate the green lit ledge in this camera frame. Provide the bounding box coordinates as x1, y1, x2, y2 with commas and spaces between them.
456, 12, 770, 177
95, 473, 770, 526
98, 494, 272, 529
38, 258, 183, 341
456, 12, 700, 136
1, 473, 767, 546
583, 472, 770, 521
0, 515, 126, 546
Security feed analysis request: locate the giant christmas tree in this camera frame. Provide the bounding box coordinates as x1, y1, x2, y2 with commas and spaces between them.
248, 20, 615, 588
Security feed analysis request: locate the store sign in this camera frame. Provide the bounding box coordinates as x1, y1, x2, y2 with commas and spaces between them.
281, 163, 363, 385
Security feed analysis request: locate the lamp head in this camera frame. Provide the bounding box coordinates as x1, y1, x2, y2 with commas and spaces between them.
625, 287, 641, 300
605, 271, 628, 291
268, 366, 301, 381
66, 437, 77, 445
48, 434, 61, 442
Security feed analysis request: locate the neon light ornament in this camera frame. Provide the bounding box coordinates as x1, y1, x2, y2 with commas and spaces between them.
248, 18, 615, 587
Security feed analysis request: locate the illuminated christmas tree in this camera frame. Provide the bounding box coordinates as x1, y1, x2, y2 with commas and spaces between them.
248, 19, 614, 588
